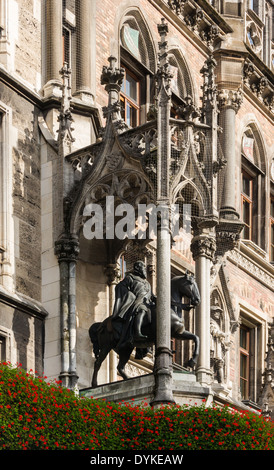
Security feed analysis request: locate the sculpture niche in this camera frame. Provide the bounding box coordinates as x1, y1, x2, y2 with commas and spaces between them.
89, 261, 200, 388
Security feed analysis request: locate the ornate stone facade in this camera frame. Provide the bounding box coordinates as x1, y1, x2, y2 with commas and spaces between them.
0, 0, 273, 413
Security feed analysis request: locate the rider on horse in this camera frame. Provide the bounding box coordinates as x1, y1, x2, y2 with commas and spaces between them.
111, 260, 155, 353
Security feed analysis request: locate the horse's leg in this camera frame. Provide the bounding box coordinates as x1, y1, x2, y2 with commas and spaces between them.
92, 345, 111, 388
180, 330, 200, 368
173, 328, 200, 368
117, 347, 133, 380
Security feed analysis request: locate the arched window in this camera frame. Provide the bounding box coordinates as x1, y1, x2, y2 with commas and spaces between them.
119, 11, 156, 127
240, 125, 266, 250
168, 48, 194, 115
270, 183, 274, 263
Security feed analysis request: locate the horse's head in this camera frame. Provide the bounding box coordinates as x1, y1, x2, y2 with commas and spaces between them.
174, 272, 200, 307
184, 272, 200, 306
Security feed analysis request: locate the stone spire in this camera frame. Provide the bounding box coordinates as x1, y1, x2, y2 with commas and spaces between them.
155, 18, 173, 101
57, 62, 75, 156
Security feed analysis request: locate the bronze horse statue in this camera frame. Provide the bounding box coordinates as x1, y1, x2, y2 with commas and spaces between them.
89, 272, 200, 388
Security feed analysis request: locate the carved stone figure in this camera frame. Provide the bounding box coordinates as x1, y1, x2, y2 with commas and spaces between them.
210, 306, 226, 383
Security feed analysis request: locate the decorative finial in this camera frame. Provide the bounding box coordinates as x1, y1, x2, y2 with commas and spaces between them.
155, 19, 173, 96
57, 62, 75, 152
100, 56, 127, 132
101, 56, 125, 94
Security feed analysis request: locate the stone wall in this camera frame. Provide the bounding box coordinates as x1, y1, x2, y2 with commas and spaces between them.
0, 82, 42, 301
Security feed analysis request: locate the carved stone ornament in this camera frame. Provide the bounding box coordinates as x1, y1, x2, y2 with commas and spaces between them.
55, 236, 80, 262
218, 88, 243, 113
155, 19, 174, 97
105, 151, 124, 171
191, 234, 216, 261
243, 59, 274, 114
101, 56, 125, 91
168, 0, 186, 15
167, 0, 222, 48
104, 263, 121, 285
57, 63, 75, 152
246, 17, 263, 58
176, 95, 201, 121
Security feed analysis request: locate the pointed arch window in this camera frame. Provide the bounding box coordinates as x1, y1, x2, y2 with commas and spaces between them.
239, 312, 263, 404
240, 127, 266, 250
119, 11, 156, 127
120, 67, 140, 127
270, 191, 274, 263
240, 324, 250, 400
168, 50, 194, 118
241, 169, 254, 240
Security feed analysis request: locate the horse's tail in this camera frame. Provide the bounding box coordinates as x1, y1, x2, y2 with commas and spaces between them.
89, 323, 101, 358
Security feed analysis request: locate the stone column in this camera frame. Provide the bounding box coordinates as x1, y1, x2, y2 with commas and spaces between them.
191, 230, 216, 386
105, 263, 121, 383
74, 0, 94, 104
44, 0, 63, 98
218, 88, 243, 220
152, 218, 174, 406
55, 234, 80, 390
150, 19, 175, 407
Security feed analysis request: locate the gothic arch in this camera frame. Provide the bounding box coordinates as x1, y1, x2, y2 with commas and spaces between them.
69, 168, 154, 238
173, 179, 206, 224
237, 115, 267, 173
241, 122, 267, 173
239, 118, 268, 249
211, 288, 227, 330
168, 46, 196, 104
117, 6, 157, 73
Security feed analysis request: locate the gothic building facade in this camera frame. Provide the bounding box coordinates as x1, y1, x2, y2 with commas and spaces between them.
0, 0, 273, 416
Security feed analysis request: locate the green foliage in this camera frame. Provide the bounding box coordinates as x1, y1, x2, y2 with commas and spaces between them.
0, 362, 273, 450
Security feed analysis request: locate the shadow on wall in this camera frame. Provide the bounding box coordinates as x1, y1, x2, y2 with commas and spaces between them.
12, 309, 30, 370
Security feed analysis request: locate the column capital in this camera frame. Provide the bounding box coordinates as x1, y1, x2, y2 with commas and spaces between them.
218, 88, 243, 113
191, 233, 216, 261
55, 235, 80, 262
101, 56, 124, 96
104, 263, 121, 286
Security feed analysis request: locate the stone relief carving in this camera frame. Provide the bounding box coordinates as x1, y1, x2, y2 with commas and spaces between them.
167, 0, 223, 48
246, 17, 263, 57
243, 60, 274, 114
210, 305, 227, 384
228, 249, 274, 290
218, 88, 243, 113
83, 172, 151, 207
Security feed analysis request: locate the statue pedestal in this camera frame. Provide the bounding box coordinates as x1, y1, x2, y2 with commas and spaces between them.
79, 371, 210, 407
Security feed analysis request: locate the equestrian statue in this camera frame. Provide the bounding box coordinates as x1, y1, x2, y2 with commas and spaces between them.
89, 260, 200, 388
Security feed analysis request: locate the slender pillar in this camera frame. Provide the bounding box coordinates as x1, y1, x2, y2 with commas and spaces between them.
44, 0, 63, 98
218, 88, 243, 220
69, 259, 78, 390
58, 257, 70, 388
191, 230, 216, 386
151, 220, 174, 406
55, 235, 80, 390
150, 19, 175, 407
105, 263, 121, 383
75, 0, 95, 103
